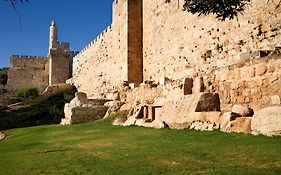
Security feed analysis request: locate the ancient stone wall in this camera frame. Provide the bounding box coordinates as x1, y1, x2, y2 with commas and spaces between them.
143, 0, 281, 80
203, 54, 281, 111
8, 55, 49, 90
49, 43, 77, 85
72, 0, 129, 98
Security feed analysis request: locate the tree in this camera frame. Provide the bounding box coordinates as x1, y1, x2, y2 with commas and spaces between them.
0, 68, 8, 85
182, 0, 251, 21
3, 0, 29, 8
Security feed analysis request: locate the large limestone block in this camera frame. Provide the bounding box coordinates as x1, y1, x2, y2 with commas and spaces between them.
195, 93, 220, 112
75, 92, 89, 106
141, 119, 166, 129
0, 132, 5, 141
232, 104, 254, 117
189, 112, 222, 123
123, 115, 137, 126
104, 101, 125, 118
225, 117, 252, 134
251, 106, 281, 136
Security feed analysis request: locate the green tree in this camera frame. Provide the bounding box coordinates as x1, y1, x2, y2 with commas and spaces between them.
182, 0, 251, 21
0, 68, 8, 85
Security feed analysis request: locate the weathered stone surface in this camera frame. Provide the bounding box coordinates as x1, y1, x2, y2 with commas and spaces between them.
189, 112, 222, 123
220, 112, 232, 131
251, 106, 281, 136
224, 117, 252, 134
195, 93, 220, 112
112, 91, 120, 101
61, 92, 110, 125
149, 120, 166, 129
168, 122, 192, 129
271, 95, 281, 105
123, 115, 137, 126
0, 132, 5, 141
75, 92, 89, 106
104, 101, 125, 118
231, 104, 254, 117
112, 117, 127, 126
255, 64, 267, 76
192, 77, 204, 94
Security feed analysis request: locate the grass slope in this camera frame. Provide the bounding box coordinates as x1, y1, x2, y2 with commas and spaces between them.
0, 118, 281, 175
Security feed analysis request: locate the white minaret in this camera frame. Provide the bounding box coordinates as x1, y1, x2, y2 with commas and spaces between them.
49, 20, 58, 50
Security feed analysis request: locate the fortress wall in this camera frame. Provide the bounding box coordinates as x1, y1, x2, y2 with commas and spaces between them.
10, 55, 48, 69
143, 0, 281, 81
49, 48, 76, 85
72, 0, 128, 98
201, 54, 281, 111
8, 56, 49, 90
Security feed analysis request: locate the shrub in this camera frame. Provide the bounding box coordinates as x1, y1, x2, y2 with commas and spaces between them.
8, 98, 23, 105
16, 86, 39, 99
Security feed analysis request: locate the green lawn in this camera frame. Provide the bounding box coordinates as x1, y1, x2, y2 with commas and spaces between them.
0, 118, 281, 175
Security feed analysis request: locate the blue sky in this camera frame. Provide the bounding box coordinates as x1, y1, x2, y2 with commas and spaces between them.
0, 0, 112, 68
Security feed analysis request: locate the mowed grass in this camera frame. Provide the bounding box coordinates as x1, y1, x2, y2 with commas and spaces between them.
0, 118, 281, 175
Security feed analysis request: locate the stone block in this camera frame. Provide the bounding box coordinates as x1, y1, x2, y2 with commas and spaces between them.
75, 92, 89, 106
195, 93, 220, 112
104, 101, 125, 118
192, 77, 204, 94
0, 132, 5, 141
112, 117, 127, 126
270, 95, 281, 105
226, 117, 252, 134
123, 115, 137, 126
183, 78, 193, 95
255, 64, 267, 76
232, 104, 254, 117
190, 112, 222, 123
251, 106, 281, 136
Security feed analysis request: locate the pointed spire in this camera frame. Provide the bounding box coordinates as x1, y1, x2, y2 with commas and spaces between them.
51, 20, 56, 27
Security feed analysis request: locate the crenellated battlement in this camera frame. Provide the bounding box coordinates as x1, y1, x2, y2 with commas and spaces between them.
74, 24, 113, 59
58, 42, 70, 50
11, 55, 48, 60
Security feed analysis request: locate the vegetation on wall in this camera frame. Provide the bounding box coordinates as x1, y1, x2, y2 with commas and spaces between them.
0, 68, 8, 85
16, 86, 39, 100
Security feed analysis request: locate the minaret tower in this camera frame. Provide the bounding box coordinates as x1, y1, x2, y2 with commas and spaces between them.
49, 20, 58, 50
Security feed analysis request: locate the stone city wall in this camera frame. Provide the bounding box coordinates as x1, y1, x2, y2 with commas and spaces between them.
8, 56, 49, 90
204, 53, 281, 111
72, 0, 128, 98
143, 0, 281, 80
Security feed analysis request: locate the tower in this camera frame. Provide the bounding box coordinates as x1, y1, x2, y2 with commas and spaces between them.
49, 21, 58, 50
